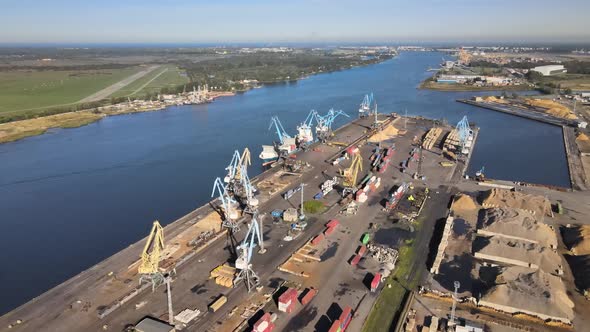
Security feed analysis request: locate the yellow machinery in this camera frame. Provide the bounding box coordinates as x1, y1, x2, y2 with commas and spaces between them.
327, 141, 348, 147
235, 148, 251, 181
139, 220, 166, 290
342, 154, 362, 188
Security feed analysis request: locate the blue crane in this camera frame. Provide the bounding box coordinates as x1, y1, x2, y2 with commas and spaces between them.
302, 109, 318, 127
359, 93, 374, 117
224, 150, 241, 184
211, 177, 239, 231
316, 109, 350, 142
233, 213, 264, 291
456, 116, 472, 152
268, 116, 291, 145
239, 164, 259, 213
296, 109, 319, 147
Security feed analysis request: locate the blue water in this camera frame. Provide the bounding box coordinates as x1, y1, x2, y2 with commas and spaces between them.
0, 52, 569, 314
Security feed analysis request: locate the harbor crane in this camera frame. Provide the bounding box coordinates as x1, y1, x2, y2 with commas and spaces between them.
234, 148, 251, 181
358, 93, 374, 118
239, 164, 259, 214
233, 213, 265, 292
224, 150, 241, 185
225, 148, 251, 191
296, 109, 319, 147
316, 109, 350, 142
456, 116, 473, 154
269, 116, 292, 145
211, 177, 240, 232
138, 220, 166, 291
342, 153, 363, 191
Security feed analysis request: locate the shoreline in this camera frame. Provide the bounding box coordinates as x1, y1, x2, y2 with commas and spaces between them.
419, 78, 533, 91
0, 58, 392, 145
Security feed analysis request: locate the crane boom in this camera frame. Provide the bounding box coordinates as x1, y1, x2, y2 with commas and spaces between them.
343, 154, 363, 187
139, 220, 165, 275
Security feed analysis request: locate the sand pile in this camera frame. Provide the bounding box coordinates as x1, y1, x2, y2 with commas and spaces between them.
525, 99, 577, 120
482, 96, 507, 103
576, 133, 590, 153
369, 123, 399, 142
479, 266, 574, 324
452, 194, 478, 212
478, 208, 557, 247
480, 189, 552, 218
567, 225, 590, 256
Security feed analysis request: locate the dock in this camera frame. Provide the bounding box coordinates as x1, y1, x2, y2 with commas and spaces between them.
0, 113, 475, 332
458, 98, 587, 191
457, 98, 576, 127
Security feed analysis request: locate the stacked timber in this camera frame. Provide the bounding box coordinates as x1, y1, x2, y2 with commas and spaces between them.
422, 127, 443, 150
210, 263, 236, 288
443, 129, 460, 151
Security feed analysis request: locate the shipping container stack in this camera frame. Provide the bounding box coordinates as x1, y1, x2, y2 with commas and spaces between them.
370, 273, 382, 292
253, 313, 276, 332
278, 288, 298, 314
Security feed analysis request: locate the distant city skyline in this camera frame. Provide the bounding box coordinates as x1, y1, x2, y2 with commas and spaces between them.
1, 0, 589, 44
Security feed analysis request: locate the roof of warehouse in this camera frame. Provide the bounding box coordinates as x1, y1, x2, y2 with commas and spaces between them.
135, 317, 175, 332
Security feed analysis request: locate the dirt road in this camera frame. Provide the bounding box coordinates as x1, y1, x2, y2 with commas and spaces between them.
78, 65, 160, 103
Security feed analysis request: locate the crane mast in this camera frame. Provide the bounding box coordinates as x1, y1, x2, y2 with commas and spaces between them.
233, 214, 264, 292
139, 220, 166, 291
342, 153, 363, 188
211, 177, 240, 232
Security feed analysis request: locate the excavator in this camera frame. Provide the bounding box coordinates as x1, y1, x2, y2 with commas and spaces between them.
139, 220, 166, 291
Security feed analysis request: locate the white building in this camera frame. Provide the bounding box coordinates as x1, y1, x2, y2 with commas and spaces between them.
531, 65, 567, 76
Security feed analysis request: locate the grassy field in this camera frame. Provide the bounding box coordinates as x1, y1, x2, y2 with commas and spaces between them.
110, 64, 189, 98
420, 79, 531, 91
536, 73, 590, 91
362, 240, 420, 332
0, 67, 142, 114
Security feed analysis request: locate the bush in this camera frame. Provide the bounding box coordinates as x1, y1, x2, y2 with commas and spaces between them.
303, 200, 326, 214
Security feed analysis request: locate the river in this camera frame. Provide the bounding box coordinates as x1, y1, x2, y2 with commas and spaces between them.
0, 52, 569, 314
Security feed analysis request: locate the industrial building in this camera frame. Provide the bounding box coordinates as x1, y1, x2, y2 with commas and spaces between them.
531, 64, 567, 76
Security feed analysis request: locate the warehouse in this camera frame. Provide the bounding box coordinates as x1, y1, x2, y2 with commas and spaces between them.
531, 64, 567, 76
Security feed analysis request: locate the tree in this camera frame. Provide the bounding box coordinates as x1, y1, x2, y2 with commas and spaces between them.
564, 88, 573, 95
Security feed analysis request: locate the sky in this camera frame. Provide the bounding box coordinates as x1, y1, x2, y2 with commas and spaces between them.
1, 0, 589, 44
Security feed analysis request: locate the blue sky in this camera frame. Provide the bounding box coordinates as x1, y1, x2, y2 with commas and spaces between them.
1, 0, 589, 44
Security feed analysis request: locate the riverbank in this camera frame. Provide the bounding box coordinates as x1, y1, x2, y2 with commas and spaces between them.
0, 56, 393, 145
0, 91, 236, 144
419, 78, 532, 91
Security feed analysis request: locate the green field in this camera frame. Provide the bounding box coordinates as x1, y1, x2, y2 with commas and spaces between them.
110, 65, 189, 98
0, 67, 143, 114
537, 73, 590, 91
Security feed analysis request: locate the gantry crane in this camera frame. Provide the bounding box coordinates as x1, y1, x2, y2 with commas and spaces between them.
234, 148, 251, 181
233, 213, 265, 292
269, 116, 291, 145
359, 93, 374, 118
240, 164, 259, 214
211, 177, 240, 232
342, 153, 363, 189
139, 220, 166, 291
296, 109, 318, 148
225, 148, 251, 192
456, 116, 472, 154
316, 109, 349, 142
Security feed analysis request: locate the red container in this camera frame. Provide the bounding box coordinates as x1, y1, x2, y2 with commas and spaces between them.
300, 288, 318, 305
350, 254, 361, 266
254, 313, 275, 332
328, 320, 342, 332
326, 219, 340, 228
311, 233, 325, 246
339, 306, 353, 331
371, 273, 382, 292
324, 226, 336, 237
357, 245, 367, 256
369, 183, 376, 193
278, 288, 298, 313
